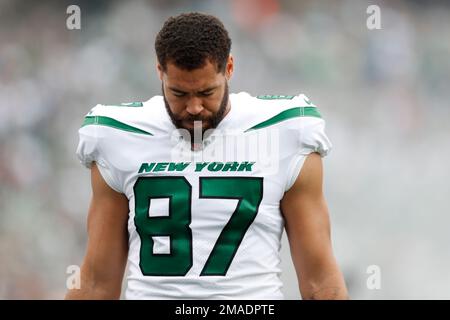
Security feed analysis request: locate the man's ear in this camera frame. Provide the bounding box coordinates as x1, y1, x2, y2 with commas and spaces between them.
225, 54, 234, 80
157, 62, 164, 81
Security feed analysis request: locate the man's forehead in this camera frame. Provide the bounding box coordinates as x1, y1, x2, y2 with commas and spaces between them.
163, 61, 222, 91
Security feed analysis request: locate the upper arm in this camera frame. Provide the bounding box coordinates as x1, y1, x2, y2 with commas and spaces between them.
281, 152, 332, 275
281, 152, 346, 298
67, 162, 129, 299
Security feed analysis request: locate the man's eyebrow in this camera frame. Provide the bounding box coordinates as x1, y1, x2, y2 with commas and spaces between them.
168, 86, 218, 94
168, 87, 187, 94
198, 86, 218, 93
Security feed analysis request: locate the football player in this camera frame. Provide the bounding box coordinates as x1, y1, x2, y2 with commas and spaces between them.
66, 12, 348, 300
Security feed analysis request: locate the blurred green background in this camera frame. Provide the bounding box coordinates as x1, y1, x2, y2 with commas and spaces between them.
1, 0, 449, 299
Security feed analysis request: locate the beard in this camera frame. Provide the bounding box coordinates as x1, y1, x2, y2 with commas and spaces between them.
163, 82, 229, 145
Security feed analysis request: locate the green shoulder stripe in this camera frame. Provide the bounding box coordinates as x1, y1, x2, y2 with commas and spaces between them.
115, 102, 143, 107
102, 102, 144, 107
81, 116, 153, 136
244, 107, 321, 132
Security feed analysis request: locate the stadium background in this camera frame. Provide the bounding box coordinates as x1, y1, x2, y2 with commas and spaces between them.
1, 0, 449, 299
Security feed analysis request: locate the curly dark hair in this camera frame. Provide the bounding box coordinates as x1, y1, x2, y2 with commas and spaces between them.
155, 12, 232, 73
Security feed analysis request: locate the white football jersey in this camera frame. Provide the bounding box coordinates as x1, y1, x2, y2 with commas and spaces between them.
76, 92, 331, 299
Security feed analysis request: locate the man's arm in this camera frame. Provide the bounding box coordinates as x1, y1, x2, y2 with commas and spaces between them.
65, 163, 129, 299
281, 152, 348, 299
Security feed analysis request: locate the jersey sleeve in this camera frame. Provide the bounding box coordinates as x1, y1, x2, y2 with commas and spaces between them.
75, 105, 123, 193
285, 95, 332, 190
298, 116, 332, 157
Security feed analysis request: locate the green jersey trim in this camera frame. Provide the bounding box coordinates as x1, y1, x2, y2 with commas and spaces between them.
105, 102, 144, 107
256, 95, 295, 100
81, 116, 153, 136
244, 107, 322, 132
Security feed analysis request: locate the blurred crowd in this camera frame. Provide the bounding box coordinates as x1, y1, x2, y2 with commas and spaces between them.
1, 0, 449, 299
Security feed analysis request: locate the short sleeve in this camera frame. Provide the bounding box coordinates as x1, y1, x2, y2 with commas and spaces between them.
75, 111, 123, 193
76, 125, 98, 169
285, 115, 332, 191
298, 117, 332, 157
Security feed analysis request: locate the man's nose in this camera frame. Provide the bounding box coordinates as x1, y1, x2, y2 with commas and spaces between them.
185, 96, 204, 115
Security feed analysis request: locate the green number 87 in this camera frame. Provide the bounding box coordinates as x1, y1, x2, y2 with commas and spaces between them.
133, 176, 263, 276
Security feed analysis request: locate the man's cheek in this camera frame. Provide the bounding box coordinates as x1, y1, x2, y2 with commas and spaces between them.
169, 102, 185, 114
